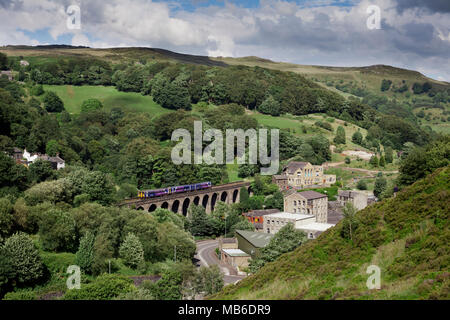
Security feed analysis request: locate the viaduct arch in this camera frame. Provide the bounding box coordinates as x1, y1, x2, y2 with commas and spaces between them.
120, 181, 250, 215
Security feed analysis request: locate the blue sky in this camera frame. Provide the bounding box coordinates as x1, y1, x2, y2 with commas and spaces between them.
0, 0, 449, 81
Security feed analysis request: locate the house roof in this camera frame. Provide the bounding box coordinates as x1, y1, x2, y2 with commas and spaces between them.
286, 190, 327, 200
244, 209, 280, 217
297, 190, 327, 200
273, 174, 287, 180
283, 161, 309, 174
235, 229, 274, 248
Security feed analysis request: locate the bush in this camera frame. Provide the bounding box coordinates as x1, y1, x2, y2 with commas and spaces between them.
356, 179, 367, 190
63, 273, 135, 300
257, 95, 281, 116
345, 157, 351, 164
81, 99, 103, 113
3, 290, 36, 300
119, 233, 145, 269
2, 232, 44, 285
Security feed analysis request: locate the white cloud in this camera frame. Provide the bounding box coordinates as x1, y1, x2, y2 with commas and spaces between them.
0, 0, 448, 80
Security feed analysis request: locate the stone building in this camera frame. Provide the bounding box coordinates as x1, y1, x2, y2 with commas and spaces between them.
272, 161, 336, 190
0, 70, 13, 81
337, 190, 368, 211
263, 212, 316, 234
284, 190, 328, 223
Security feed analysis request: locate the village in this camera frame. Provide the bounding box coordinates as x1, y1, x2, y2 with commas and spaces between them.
217, 161, 374, 277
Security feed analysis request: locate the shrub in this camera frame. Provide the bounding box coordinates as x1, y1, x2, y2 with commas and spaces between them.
2, 232, 44, 285
63, 274, 135, 300
345, 157, 351, 164
356, 179, 367, 190
81, 98, 103, 113
119, 233, 145, 269
3, 290, 36, 300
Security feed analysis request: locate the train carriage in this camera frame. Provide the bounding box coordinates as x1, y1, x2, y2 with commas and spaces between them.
138, 181, 212, 199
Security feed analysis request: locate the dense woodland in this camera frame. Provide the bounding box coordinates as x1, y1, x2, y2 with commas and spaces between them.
0, 51, 448, 300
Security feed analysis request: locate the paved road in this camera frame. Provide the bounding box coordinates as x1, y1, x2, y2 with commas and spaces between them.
195, 239, 246, 285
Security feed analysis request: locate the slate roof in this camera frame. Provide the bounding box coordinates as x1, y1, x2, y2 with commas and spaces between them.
297, 190, 327, 200
235, 230, 274, 248
244, 209, 280, 217
283, 161, 309, 174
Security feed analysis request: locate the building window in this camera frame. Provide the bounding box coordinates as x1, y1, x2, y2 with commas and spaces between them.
294, 200, 297, 206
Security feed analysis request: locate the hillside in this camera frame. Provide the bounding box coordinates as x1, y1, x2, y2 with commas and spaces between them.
213, 166, 450, 300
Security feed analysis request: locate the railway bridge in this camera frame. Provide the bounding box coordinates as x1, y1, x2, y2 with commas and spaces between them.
119, 181, 252, 216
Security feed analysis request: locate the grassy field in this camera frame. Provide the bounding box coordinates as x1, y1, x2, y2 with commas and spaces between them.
43, 85, 170, 117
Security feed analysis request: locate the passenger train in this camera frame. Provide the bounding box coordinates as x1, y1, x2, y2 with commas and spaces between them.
138, 181, 212, 199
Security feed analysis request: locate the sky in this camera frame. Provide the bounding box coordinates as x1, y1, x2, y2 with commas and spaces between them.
0, 0, 449, 81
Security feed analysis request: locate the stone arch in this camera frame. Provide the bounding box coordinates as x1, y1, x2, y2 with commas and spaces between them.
247, 186, 253, 196
232, 189, 239, 203
202, 194, 209, 209
171, 200, 180, 214
137, 206, 144, 210
193, 196, 200, 206
220, 191, 228, 203
148, 204, 157, 212
210, 193, 218, 212
182, 198, 190, 216
161, 202, 169, 210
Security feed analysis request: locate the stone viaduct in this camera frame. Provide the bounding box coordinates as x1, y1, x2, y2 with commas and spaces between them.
119, 181, 252, 216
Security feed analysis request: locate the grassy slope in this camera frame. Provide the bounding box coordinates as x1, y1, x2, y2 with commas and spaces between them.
43, 85, 169, 117
213, 166, 450, 300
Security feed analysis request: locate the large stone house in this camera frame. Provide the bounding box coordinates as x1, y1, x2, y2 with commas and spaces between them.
337, 190, 368, 211
272, 161, 336, 190
284, 190, 328, 223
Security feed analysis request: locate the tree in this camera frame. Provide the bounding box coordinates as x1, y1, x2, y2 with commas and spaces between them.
2, 232, 44, 285
81, 98, 103, 113
352, 130, 363, 145
385, 146, 393, 164
257, 95, 281, 116
119, 233, 145, 269
38, 209, 77, 252
369, 155, 379, 167
333, 126, 346, 145
0, 197, 14, 240
356, 179, 367, 190
374, 175, 387, 198
0, 53, 7, 70
341, 202, 358, 241
193, 265, 224, 295
379, 155, 386, 167
43, 91, 64, 113
75, 231, 95, 274
28, 159, 55, 183
249, 223, 306, 273
187, 205, 213, 237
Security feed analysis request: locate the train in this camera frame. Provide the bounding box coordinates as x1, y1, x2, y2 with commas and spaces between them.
138, 181, 212, 199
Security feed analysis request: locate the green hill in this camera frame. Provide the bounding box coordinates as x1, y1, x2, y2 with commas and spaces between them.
213, 166, 450, 300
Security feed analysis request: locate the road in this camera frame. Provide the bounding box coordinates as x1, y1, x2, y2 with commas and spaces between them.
194, 239, 246, 285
